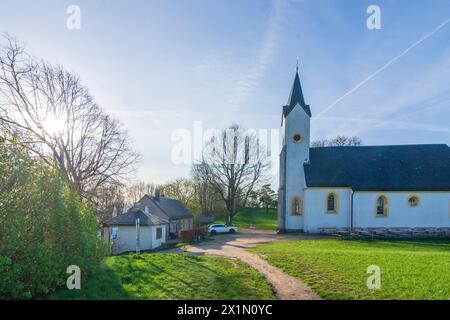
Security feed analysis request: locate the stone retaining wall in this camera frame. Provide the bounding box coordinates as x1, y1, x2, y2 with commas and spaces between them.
318, 227, 450, 239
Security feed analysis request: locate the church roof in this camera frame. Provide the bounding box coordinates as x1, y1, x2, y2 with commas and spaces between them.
288, 70, 305, 107
304, 144, 450, 191
283, 69, 311, 118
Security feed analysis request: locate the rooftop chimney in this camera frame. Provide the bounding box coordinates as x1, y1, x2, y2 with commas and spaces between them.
133, 202, 141, 211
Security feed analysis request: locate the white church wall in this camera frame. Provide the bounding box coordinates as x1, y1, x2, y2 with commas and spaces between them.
283, 105, 310, 230
277, 147, 286, 229
284, 208, 304, 230
354, 192, 450, 228
284, 105, 310, 162
304, 188, 352, 232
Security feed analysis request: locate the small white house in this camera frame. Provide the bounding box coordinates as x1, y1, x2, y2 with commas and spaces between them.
137, 190, 194, 240
103, 207, 168, 254
278, 67, 450, 234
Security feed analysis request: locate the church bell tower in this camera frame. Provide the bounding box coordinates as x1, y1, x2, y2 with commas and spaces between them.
278, 64, 311, 232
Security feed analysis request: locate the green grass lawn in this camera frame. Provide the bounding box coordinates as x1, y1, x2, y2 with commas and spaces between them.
251, 239, 450, 300
216, 207, 277, 230
51, 253, 275, 300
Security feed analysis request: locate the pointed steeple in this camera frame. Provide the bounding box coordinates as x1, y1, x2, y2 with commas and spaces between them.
283, 61, 311, 118
287, 64, 306, 108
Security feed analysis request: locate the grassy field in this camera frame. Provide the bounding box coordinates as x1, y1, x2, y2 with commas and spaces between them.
51, 253, 275, 300
216, 207, 277, 230
252, 239, 450, 300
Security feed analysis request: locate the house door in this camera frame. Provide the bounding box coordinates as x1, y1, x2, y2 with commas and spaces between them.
168, 222, 177, 239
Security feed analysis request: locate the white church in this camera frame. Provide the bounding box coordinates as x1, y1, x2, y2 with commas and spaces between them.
278, 67, 450, 235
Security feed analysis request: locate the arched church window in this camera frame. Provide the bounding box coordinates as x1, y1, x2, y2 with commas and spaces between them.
376, 196, 388, 217
326, 193, 338, 213
291, 196, 302, 215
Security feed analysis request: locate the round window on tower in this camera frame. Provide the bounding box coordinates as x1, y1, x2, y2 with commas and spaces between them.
408, 195, 420, 207
292, 132, 303, 144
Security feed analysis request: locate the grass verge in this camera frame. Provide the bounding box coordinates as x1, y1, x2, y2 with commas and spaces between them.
51, 253, 276, 300
251, 238, 450, 299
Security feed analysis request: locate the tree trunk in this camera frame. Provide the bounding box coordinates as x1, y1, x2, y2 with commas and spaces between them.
226, 209, 233, 226
227, 212, 233, 226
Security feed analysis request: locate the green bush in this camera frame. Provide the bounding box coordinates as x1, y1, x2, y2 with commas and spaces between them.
0, 139, 108, 299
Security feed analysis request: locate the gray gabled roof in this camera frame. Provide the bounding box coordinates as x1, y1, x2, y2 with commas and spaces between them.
138, 195, 193, 220
103, 207, 168, 226
304, 144, 450, 191
157, 197, 194, 219
282, 104, 312, 118
282, 70, 311, 119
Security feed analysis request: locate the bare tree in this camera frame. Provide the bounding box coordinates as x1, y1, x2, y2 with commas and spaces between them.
311, 135, 363, 147
94, 183, 126, 221
127, 181, 156, 204
161, 178, 200, 214
193, 125, 269, 225
0, 35, 139, 199
192, 164, 224, 217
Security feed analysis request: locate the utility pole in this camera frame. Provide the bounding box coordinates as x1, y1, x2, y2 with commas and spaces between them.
136, 218, 140, 255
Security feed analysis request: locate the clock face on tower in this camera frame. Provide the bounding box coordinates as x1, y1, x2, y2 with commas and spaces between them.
292, 132, 303, 144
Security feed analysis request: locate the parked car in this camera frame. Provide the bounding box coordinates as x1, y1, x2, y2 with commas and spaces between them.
208, 224, 237, 235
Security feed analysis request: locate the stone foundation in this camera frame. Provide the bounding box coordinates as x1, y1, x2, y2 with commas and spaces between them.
318, 227, 450, 239
277, 229, 304, 234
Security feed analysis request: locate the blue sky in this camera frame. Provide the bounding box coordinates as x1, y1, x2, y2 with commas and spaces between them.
1, 0, 450, 184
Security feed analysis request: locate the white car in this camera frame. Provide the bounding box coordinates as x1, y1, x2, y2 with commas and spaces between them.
208, 224, 237, 235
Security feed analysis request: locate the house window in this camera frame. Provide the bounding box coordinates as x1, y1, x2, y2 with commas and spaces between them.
326, 192, 338, 213
110, 227, 118, 240
291, 196, 302, 215
376, 196, 388, 217
156, 227, 163, 240
408, 195, 419, 207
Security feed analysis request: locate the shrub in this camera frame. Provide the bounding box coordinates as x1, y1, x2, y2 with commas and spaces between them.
179, 227, 208, 241
0, 139, 108, 299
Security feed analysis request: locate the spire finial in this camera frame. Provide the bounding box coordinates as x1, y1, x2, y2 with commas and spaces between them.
296, 56, 299, 73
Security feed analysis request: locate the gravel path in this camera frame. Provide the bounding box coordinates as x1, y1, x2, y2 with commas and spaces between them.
162, 230, 322, 300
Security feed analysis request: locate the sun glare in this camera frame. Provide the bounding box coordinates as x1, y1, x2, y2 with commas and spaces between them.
42, 114, 65, 136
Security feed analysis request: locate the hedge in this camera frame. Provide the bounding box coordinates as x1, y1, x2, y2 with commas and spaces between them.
0, 139, 108, 299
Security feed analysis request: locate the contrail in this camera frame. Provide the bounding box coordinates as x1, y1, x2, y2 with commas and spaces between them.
313, 17, 450, 121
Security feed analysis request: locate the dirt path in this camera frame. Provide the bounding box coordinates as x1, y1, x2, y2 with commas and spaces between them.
162, 230, 322, 300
